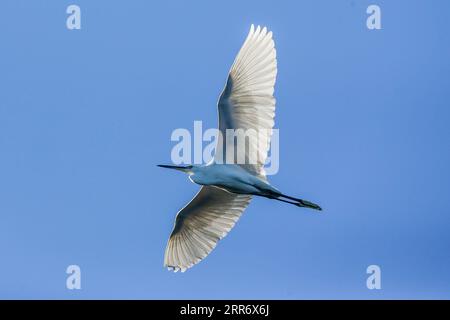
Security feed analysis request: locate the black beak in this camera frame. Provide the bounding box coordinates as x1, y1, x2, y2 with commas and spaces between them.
157, 164, 193, 172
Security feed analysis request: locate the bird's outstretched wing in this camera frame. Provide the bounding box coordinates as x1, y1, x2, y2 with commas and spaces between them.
164, 186, 251, 272
216, 25, 277, 178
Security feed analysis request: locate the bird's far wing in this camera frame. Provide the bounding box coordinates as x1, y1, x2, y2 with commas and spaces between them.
164, 186, 251, 272
215, 25, 277, 178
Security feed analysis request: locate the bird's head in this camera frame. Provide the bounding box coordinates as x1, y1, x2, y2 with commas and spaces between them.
157, 164, 194, 175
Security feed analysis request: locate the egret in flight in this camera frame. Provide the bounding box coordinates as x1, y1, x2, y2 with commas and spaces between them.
158, 25, 321, 272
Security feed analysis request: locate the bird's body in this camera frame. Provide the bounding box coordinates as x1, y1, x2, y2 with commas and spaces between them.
158, 25, 322, 272
189, 164, 277, 195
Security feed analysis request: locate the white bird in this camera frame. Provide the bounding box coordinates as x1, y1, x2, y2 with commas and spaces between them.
158, 25, 321, 272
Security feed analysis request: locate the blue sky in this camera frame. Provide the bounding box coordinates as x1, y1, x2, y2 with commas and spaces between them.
0, 0, 449, 299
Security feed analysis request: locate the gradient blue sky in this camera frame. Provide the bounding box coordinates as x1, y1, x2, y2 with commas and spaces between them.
1, 0, 449, 299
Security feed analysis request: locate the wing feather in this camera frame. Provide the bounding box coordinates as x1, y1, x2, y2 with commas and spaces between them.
164, 186, 252, 272
215, 25, 277, 178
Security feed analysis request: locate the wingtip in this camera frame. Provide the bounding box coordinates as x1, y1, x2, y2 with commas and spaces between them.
249, 24, 255, 34
250, 24, 273, 38
165, 264, 189, 273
